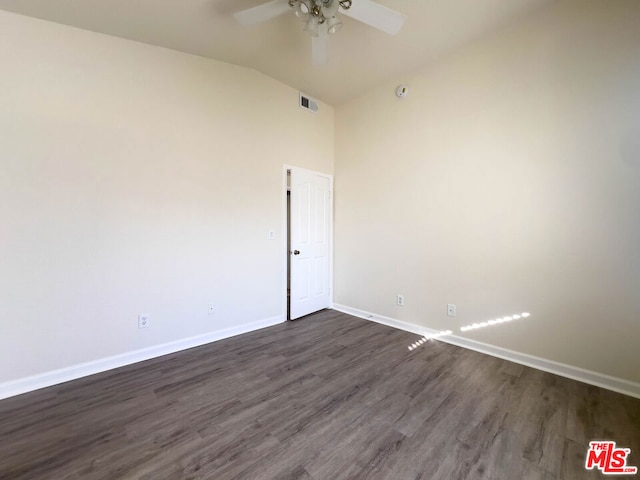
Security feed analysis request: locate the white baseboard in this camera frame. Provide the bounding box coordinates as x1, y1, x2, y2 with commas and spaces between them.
0, 315, 285, 401
332, 304, 640, 400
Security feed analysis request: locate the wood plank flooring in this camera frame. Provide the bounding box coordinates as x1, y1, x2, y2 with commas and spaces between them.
0, 309, 638, 479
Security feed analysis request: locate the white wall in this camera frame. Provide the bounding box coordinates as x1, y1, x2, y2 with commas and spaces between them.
0, 11, 333, 384
335, 0, 640, 383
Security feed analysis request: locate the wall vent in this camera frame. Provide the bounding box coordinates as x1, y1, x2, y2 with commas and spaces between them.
299, 93, 319, 113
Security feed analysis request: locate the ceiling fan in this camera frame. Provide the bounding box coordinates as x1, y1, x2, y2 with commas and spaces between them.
233, 0, 407, 65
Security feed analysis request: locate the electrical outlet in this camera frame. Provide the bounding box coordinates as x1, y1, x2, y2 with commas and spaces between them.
397, 294, 405, 307
208, 304, 215, 315
268, 230, 275, 240
447, 304, 456, 317
138, 313, 150, 328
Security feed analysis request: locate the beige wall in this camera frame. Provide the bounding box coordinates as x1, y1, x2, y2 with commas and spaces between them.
335, 0, 640, 383
0, 11, 333, 383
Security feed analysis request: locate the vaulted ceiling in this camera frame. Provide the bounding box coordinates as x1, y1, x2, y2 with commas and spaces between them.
0, 0, 554, 105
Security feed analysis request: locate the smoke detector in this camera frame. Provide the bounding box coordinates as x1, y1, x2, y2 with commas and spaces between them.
396, 85, 409, 98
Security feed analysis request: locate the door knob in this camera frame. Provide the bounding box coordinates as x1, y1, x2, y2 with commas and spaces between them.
293, 250, 300, 255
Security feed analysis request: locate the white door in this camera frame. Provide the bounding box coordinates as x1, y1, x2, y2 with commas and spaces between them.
289, 167, 332, 320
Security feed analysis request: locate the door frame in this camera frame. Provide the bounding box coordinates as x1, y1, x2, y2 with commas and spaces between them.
282, 164, 334, 320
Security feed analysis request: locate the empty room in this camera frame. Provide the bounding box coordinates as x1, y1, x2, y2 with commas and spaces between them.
0, 0, 639, 479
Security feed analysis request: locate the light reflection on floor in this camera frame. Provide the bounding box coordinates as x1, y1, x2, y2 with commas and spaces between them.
408, 330, 452, 351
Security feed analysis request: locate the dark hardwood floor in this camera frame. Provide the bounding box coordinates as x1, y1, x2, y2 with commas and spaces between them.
1, 309, 638, 479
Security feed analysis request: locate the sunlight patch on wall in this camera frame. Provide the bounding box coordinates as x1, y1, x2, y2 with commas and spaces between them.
460, 312, 531, 332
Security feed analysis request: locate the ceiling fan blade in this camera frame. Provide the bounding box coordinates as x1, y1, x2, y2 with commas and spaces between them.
233, 0, 291, 26
312, 33, 329, 65
341, 0, 406, 35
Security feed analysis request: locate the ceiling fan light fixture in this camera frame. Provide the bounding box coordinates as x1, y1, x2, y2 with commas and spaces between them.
304, 15, 320, 36
294, 0, 311, 21
326, 15, 343, 35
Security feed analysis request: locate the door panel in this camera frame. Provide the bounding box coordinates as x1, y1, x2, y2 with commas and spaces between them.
290, 168, 331, 320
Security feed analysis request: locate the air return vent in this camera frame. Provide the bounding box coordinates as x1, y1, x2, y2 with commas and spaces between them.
299, 93, 319, 113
